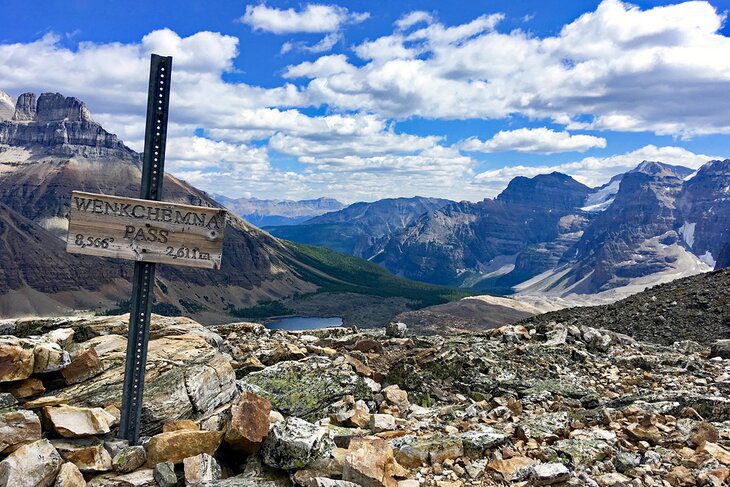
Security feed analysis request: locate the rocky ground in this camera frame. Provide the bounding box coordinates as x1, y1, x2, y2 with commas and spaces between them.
0, 314, 729, 486
526, 268, 730, 345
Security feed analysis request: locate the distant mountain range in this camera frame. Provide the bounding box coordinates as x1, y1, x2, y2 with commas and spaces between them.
266, 160, 730, 302
267, 196, 453, 258
214, 195, 344, 226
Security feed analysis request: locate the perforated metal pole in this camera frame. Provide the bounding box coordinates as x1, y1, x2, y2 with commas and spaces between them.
119, 54, 172, 445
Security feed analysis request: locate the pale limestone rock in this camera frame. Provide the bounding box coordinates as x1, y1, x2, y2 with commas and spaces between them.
33, 341, 70, 373
0, 438, 64, 487
0, 337, 35, 382
529, 463, 570, 485
183, 453, 221, 485
54, 462, 85, 487
370, 414, 397, 433
42, 404, 115, 437
381, 385, 409, 412
86, 468, 156, 486
184, 354, 236, 413
52, 438, 113, 473
0, 408, 42, 453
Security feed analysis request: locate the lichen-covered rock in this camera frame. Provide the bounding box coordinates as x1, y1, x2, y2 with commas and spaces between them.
241, 357, 373, 422
112, 445, 146, 473
459, 426, 507, 457
146, 429, 223, 466
52, 438, 113, 473
261, 417, 334, 470
529, 463, 570, 485
152, 461, 177, 487
33, 341, 70, 373
86, 468, 157, 486
396, 437, 463, 468
42, 404, 115, 437
225, 390, 271, 453
0, 408, 42, 453
0, 438, 64, 487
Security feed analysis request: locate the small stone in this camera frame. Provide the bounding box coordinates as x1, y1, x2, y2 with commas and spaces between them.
112, 445, 147, 473
183, 453, 221, 485
613, 452, 641, 473
146, 429, 223, 466
261, 416, 334, 470
60, 347, 103, 384
0, 408, 42, 453
689, 421, 719, 447
42, 404, 115, 438
0, 438, 64, 487
224, 390, 271, 454
309, 479, 360, 487
54, 462, 86, 487
529, 463, 570, 485
385, 322, 407, 338
0, 337, 35, 383
153, 461, 178, 487
52, 438, 113, 473
370, 414, 397, 433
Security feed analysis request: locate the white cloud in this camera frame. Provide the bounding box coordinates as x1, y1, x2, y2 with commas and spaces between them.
395, 11, 434, 31
240, 3, 369, 34
284, 54, 354, 78
473, 144, 718, 195
462, 127, 607, 154
292, 0, 730, 136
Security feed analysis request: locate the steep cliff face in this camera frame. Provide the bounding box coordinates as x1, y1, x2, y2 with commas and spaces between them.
676, 159, 730, 267
496, 171, 591, 211
216, 195, 345, 227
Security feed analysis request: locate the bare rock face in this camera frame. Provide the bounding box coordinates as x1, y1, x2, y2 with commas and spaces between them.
35, 93, 93, 123
183, 453, 221, 485
12, 92, 36, 121
0, 438, 64, 487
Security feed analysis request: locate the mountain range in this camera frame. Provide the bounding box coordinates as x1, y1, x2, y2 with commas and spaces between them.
266, 160, 730, 304
214, 195, 344, 226
0, 91, 464, 324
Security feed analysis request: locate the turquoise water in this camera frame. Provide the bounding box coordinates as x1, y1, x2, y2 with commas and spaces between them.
265, 316, 343, 331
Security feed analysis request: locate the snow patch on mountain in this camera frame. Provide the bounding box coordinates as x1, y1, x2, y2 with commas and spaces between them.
679, 221, 696, 248
699, 251, 716, 268
582, 178, 620, 212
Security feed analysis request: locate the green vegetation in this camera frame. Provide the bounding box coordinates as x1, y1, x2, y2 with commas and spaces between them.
282, 241, 473, 308
99, 299, 181, 317
229, 300, 295, 319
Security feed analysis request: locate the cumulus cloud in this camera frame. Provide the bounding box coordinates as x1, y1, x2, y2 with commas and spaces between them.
293, 0, 730, 136
240, 3, 369, 34
462, 128, 607, 154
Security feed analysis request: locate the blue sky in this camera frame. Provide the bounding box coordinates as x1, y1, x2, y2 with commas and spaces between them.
2, 0, 730, 202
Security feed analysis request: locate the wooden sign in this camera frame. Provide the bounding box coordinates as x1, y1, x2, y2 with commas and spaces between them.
66, 191, 227, 270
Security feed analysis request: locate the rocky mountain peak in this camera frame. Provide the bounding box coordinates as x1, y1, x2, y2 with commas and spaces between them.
496, 171, 591, 211
12, 92, 93, 123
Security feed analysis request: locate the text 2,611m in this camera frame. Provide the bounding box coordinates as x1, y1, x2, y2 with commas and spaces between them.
165, 246, 211, 261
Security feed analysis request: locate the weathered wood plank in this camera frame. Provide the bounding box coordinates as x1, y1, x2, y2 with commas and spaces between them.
66, 191, 227, 269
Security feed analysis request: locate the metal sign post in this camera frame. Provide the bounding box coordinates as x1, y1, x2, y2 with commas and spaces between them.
66, 53, 227, 445
119, 54, 172, 445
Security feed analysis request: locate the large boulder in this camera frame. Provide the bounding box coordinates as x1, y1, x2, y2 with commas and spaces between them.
0, 438, 64, 487
240, 357, 373, 422
261, 417, 334, 470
